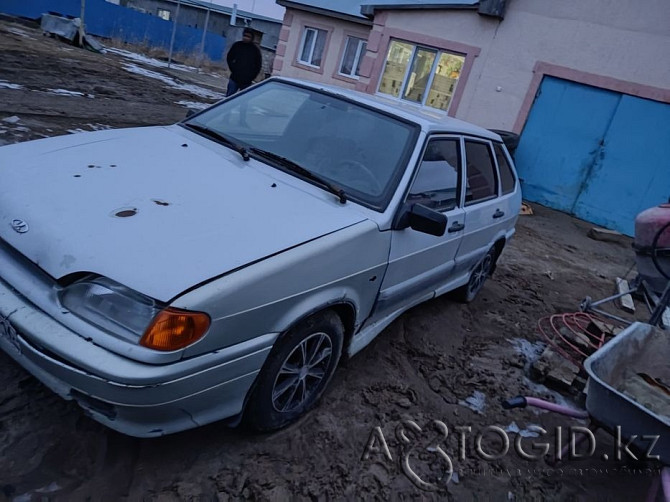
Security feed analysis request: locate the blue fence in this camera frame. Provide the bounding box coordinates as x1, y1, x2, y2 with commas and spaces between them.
1, 0, 226, 61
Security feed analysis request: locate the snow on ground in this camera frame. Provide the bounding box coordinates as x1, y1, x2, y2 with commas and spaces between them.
67, 123, 112, 134
121, 62, 224, 100
108, 48, 224, 78
0, 80, 24, 90
505, 421, 542, 438
5, 26, 35, 39
46, 89, 95, 98
176, 100, 212, 110
107, 47, 197, 72
459, 390, 487, 414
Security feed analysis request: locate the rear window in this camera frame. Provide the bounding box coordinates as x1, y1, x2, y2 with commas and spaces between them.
464, 140, 498, 205
494, 144, 516, 195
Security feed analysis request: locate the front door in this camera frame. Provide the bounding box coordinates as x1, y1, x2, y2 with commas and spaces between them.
375, 136, 465, 316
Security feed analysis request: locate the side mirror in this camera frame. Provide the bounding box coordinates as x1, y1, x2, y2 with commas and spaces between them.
395, 203, 447, 236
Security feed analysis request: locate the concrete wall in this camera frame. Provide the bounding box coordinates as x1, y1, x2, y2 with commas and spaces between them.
275, 0, 670, 131
272, 10, 371, 90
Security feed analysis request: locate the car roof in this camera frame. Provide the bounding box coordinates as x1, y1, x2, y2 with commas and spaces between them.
272, 77, 502, 142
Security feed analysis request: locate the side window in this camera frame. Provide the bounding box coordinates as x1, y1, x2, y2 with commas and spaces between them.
494, 144, 516, 195
464, 140, 498, 205
407, 138, 461, 211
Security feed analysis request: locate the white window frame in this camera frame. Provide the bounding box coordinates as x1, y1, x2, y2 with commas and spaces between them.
298, 27, 327, 68
338, 37, 367, 79
377, 40, 464, 113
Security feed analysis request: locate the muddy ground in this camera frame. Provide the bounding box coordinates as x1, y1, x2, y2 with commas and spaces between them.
0, 18, 659, 501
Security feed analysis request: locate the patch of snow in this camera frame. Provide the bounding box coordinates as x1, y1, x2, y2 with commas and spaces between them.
508, 338, 545, 362
121, 63, 224, 100
107, 47, 197, 72
0, 80, 24, 90
47, 88, 87, 97
6, 26, 35, 39
459, 390, 487, 414
176, 100, 210, 110
67, 124, 111, 135
505, 421, 541, 438
2, 116, 21, 124
86, 123, 112, 131
35, 482, 61, 494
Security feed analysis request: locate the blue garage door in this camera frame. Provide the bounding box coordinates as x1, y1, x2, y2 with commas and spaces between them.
515, 76, 670, 236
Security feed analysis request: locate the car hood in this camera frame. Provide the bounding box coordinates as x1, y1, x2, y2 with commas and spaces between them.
0, 126, 367, 301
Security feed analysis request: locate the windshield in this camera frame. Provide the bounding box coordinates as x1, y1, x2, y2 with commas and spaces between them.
182, 80, 418, 210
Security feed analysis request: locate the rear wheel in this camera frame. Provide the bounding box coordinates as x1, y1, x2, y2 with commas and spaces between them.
244, 311, 343, 431
455, 247, 496, 303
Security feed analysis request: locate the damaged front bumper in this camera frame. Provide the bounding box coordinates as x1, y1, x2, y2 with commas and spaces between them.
0, 274, 275, 437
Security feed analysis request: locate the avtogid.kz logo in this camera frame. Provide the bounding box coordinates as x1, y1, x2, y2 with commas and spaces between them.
361, 419, 661, 491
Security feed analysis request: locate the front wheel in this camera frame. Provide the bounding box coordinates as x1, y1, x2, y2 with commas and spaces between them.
244, 310, 344, 431
455, 247, 497, 303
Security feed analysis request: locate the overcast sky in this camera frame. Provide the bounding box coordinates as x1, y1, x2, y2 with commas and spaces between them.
208, 0, 286, 20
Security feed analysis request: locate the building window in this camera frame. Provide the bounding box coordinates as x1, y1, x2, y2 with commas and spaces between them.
298, 27, 327, 67
157, 8, 171, 21
378, 39, 465, 112
339, 36, 367, 78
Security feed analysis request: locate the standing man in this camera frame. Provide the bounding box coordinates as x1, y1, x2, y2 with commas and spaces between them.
226, 28, 262, 97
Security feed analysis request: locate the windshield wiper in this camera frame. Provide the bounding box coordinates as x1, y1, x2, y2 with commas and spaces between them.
184, 123, 250, 161
249, 147, 347, 204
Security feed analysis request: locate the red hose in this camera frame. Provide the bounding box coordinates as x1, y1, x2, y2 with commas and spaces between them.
537, 312, 616, 368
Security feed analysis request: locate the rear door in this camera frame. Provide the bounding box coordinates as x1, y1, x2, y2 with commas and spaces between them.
454, 138, 508, 274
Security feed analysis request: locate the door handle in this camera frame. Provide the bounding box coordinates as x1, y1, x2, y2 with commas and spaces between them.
493, 209, 505, 219
448, 222, 465, 233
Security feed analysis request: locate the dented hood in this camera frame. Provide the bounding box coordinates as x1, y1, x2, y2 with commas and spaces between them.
0, 126, 366, 301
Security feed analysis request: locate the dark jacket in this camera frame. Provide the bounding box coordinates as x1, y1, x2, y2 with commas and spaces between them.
226, 41, 262, 86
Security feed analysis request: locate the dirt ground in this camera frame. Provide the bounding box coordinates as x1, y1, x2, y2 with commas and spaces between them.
0, 18, 659, 501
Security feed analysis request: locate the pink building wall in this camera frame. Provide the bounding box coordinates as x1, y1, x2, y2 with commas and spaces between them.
274, 0, 670, 132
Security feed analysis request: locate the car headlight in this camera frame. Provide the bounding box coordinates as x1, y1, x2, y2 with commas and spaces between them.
59, 276, 210, 351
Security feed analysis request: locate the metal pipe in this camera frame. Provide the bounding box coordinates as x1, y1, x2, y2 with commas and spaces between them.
589, 307, 632, 326
79, 0, 86, 47
168, 0, 182, 68
588, 288, 638, 309
198, 3, 212, 68
649, 281, 670, 327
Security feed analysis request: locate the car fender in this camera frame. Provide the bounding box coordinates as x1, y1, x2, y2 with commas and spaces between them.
173, 220, 390, 358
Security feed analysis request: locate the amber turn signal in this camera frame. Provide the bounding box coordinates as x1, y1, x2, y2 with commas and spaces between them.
140, 308, 210, 351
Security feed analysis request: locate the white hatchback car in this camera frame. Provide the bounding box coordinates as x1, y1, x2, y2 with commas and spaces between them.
0, 78, 521, 436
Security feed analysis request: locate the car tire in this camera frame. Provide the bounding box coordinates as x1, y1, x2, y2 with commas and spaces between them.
455, 247, 497, 303
244, 310, 344, 432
